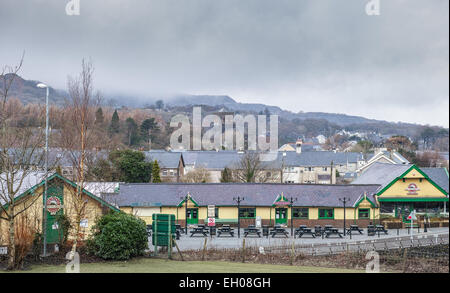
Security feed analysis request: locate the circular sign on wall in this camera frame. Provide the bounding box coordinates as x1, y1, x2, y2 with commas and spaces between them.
405, 183, 420, 195
46, 196, 63, 215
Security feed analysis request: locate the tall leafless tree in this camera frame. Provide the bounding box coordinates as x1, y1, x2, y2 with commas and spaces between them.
231, 152, 280, 183
58, 59, 100, 259
0, 54, 49, 270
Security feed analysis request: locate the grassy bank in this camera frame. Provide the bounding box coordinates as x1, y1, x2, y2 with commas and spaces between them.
7, 258, 364, 273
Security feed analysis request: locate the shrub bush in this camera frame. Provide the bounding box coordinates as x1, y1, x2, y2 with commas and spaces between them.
88, 212, 148, 260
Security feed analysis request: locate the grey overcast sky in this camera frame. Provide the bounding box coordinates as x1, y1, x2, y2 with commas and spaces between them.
1, 0, 448, 127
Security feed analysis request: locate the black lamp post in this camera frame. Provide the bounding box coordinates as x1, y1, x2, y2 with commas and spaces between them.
180, 193, 190, 234
289, 197, 298, 237
339, 197, 350, 236
233, 196, 245, 238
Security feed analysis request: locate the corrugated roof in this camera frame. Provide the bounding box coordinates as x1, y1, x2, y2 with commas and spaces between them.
115, 183, 380, 208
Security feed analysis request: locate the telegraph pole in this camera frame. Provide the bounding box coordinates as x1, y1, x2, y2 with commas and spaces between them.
339, 197, 350, 236
233, 196, 245, 238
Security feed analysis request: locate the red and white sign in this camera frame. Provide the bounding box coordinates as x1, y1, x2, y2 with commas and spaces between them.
207, 217, 215, 227
407, 211, 417, 221
46, 196, 63, 215
405, 183, 420, 195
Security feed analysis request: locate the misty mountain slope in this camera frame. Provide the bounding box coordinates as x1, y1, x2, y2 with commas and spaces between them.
0, 73, 67, 105
1, 75, 441, 138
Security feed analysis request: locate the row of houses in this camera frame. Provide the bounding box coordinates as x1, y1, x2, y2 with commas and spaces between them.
146, 147, 408, 184
14, 144, 411, 185
1, 161, 447, 246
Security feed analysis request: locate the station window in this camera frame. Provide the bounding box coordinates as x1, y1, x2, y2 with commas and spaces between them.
358, 208, 370, 219
318, 208, 334, 219
293, 208, 309, 219
239, 208, 256, 218
215, 208, 219, 219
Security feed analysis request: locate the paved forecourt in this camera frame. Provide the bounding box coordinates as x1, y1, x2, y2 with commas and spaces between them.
148, 227, 449, 252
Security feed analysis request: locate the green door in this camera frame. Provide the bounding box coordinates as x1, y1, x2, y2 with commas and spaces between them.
275, 208, 287, 225
45, 185, 64, 244
186, 208, 198, 225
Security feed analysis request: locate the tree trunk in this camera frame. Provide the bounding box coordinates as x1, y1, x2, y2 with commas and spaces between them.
7, 207, 15, 270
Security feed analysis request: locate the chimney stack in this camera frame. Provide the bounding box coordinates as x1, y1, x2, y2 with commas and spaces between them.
296, 138, 303, 154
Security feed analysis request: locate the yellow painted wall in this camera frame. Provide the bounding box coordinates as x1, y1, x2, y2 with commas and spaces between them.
1, 181, 112, 246
63, 183, 107, 240
380, 173, 447, 198
217, 206, 238, 219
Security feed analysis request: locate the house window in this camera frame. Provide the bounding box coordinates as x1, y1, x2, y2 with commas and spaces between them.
215, 208, 219, 219
292, 208, 309, 219
358, 208, 370, 219
402, 178, 406, 183
318, 208, 334, 219
239, 208, 256, 218
162, 170, 168, 176
170, 170, 174, 176
322, 167, 327, 171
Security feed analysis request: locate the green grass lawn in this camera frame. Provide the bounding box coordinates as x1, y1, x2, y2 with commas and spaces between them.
8, 258, 364, 273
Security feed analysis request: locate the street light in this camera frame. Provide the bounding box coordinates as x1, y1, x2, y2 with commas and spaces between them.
288, 197, 298, 237
36, 83, 49, 257
180, 193, 190, 234
339, 197, 350, 236
233, 196, 245, 238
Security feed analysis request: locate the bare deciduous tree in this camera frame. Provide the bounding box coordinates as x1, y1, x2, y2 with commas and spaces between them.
58, 59, 100, 259
0, 55, 48, 270
180, 167, 211, 183
231, 152, 280, 183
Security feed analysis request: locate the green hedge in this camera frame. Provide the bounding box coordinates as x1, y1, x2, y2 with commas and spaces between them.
88, 212, 148, 260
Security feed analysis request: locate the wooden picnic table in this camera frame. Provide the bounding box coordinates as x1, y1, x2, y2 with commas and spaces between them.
190, 226, 208, 237
270, 226, 289, 238
296, 227, 316, 238
324, 228, 343, 238
244, 225, 261, 238
294, 225, 308, 237
346, 225, 364, 235
175, 224, 185, 234
314, 226, 323, 237
375, 225, 388, 234
217, 225, 235, 237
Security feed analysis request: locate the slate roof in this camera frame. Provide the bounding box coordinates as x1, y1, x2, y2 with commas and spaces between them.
0, 172, 120, 211
281, 151, 364, 167
421, 168, 449, 193
177, 151, 241, 169
145, 151, 183, 169
115, 183, 380, 208
168, 150, 364, 169
0, 171, 48, 204
352, 163, 449, 194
